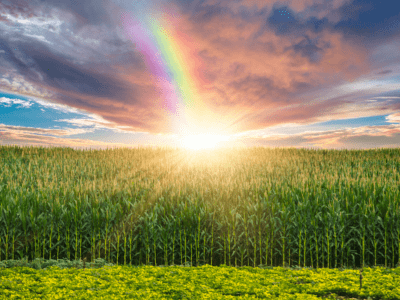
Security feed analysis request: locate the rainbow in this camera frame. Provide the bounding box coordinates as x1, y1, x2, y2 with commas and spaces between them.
120, 5, 215, 138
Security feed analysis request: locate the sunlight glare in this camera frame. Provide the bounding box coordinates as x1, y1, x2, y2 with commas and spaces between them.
180, 133, 230, 150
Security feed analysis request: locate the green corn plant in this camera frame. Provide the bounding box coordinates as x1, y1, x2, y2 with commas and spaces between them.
104, 210, 109, 262
73, 200, 79, 261
140, 215, 151, 267
320, 209, 325, 269
211, 212, 214, 266
116, 233, 120, 266
303, 211, 307, 268
235, 212, 246, 267
190, 226, 193, 266
19, 206, 30, 261
201, 205, 207, 266
65, 208, 74, 261
375, 186, 391, 267
244, 210, 249, 266
184, 226, 187, 265
128, 215, 134, 266
230, 209, 237, 267
223, 232, 226, 265
268, 200, 280, 267
152, 207, 158, 266
56, 217, 61, 261
324, 211, 330, 268
160, 206, 169, 266
197, 212, 201, 267
359, 205, 368, 268
144, 212, 151, 265
41, 215, 48, 260
328, 199, 341, 269
227, 215, 231, 266
123, 220, 128, 266
264, 211, 270, 267
169, 208, 175, 267
370, 203, 378, 266
383, 210, 390, 268
388, 202, 398, 268
98, 217, 102, 262
338, 211, 346, 268
95, 205, 104, 258
304, 194, 317, 269
29, 207, 38, 260
248, 210, 256, 267
279, 204, 290, 268
397, 205, 400, 267
89, 206, 97, 263
297, 206, 303, 267
138, 235, 142, 266
179, 211, 183, 265
312, 216, 319, 269
9, 198, 20, 261
258, 202, 262, 267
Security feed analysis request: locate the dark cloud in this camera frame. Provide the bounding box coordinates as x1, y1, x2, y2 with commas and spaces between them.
236, 3, 268, 22
227, 74, 291, 106
305, 16, 330, 33
5, 41, 133, 99
334, 0, 400, 46
285, 35, 332, 64
191, 3, 227, 23
38, 0, 114, 27
0, 0, 41, 19
377, 70, 393, 75
172, 0, 208, 14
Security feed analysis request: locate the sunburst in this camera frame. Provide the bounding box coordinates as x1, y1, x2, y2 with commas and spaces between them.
179, 133, 231, 151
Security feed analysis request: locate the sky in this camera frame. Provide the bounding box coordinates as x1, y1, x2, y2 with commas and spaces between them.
0, 0, 400, 151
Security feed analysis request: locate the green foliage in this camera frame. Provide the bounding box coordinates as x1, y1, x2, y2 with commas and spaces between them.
1, 144, 400, 272
1, 264, 399, 299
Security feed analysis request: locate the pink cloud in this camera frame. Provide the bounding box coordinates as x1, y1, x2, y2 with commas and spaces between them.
1, 0, 398, 150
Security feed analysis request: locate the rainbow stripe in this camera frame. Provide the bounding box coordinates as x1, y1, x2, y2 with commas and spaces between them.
120, 6, 213, 138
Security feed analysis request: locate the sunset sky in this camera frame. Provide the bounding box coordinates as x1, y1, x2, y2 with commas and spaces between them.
0, 0, 400, 151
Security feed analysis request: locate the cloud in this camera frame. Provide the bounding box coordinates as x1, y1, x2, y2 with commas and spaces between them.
0, 74, 53, 99
2, 122, 400, 151
386, 113, 400, 124
0, 96, 34, 108
238, 123, 400, 150
0, 124, 129, 150
0, 123, 175, 150
378, 70, 393, 75
0, 123, 93, 137
52, 116, 141, 133
0, 0, 399, 143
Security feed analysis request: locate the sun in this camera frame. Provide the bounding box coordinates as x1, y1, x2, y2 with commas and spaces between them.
179, 133, 230, 151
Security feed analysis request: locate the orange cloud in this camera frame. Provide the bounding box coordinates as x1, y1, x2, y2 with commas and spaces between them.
1, 0, 399, 150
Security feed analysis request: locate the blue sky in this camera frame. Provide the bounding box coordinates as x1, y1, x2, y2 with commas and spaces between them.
0, 0, 400, 150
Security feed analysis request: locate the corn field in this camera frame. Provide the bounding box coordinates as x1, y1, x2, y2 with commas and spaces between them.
0, 144, 399, 270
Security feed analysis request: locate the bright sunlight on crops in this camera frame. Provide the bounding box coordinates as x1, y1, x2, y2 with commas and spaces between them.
0, 144, 399, 270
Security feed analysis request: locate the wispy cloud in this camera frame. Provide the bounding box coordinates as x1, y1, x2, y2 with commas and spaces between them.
0, 96, 33, 108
